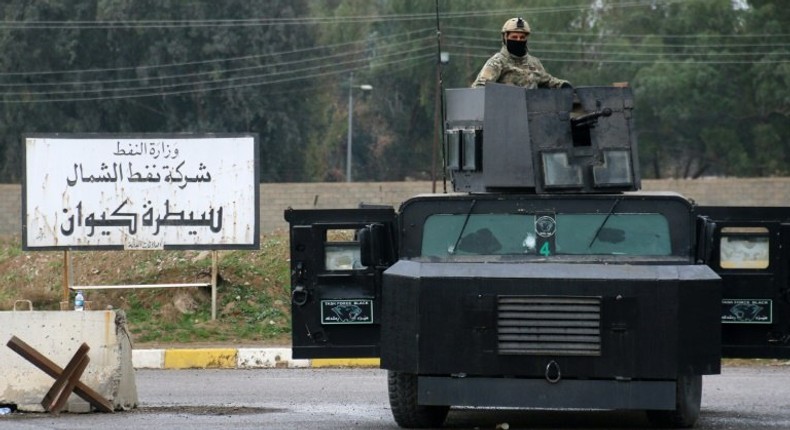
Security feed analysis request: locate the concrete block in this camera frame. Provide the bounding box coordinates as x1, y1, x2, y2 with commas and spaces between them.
310, 358, 381, 368
163, 348, 237, 369
132, 349, 164, 369
67, 398, 92, 414
237, 348, 291, 368
0, 310, 138, 412
289, 359, 311, 368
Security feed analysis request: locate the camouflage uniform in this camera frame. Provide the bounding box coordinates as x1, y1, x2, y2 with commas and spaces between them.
472, 46, 569, 89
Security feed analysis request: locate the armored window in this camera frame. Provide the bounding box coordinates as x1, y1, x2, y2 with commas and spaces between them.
556, 213, 671, 256
324, 229, 366, 271
719, 227, 769, 270
422, 214, 535, 257
420, 212, 672, 258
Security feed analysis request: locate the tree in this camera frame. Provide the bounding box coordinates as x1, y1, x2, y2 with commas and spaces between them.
0, 0, 320, 182
0, 0, 786, 182
601, 0, 789, 178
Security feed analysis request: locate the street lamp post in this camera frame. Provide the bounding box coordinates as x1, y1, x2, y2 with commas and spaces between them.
347, 72, 373, 182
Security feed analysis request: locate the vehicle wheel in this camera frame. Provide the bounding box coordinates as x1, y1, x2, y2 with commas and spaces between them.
388, 371, 449, 428
646, 374, 702, 428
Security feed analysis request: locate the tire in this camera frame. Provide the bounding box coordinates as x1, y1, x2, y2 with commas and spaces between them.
646, 374, 702, 428
387, 371, 449, 428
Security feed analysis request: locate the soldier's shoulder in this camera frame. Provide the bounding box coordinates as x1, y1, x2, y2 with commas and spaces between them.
486, 51, 508, 66
527, 54, 545, 67
492, 51, 508, 60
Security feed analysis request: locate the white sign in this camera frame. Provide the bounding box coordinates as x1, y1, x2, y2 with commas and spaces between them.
23, 134, 259, 250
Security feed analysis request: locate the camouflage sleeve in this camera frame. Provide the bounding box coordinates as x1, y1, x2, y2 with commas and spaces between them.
471, 55, 502, 88
531, 57, 570, 89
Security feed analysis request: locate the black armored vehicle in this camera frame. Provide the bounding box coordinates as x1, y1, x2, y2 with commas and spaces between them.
285, 84, 787, 428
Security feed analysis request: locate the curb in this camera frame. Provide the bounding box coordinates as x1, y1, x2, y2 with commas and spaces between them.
132, 348, 380, 369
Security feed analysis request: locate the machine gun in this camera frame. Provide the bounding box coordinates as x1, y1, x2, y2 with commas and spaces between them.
571, 107, 613, 128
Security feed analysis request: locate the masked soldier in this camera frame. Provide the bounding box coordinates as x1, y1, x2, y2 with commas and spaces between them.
472, 17, 571, 89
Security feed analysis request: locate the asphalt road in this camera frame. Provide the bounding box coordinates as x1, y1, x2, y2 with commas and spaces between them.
1, 364, 789, 429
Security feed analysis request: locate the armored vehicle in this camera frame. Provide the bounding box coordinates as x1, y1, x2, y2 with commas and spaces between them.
285, 83, 784, 428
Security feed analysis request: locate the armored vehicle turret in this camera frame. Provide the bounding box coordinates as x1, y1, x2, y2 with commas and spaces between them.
444, 83, 639, 193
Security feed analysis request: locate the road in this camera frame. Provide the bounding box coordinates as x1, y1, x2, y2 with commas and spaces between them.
1, 364, 789, 429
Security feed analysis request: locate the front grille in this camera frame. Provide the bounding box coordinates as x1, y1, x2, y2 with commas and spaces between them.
498, 296, 601, 356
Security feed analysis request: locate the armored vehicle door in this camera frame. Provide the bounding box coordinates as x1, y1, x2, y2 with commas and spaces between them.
697, 207, 790, 358
284, 207, 397, 359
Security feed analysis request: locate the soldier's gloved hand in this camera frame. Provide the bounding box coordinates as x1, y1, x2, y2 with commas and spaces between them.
560, 82, 573, 89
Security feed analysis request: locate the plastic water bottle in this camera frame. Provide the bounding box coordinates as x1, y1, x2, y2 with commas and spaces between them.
0, 407, 11, 415
74, 291, 85, 311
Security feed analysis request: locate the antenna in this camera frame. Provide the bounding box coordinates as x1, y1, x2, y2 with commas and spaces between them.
434, 0, 447, 193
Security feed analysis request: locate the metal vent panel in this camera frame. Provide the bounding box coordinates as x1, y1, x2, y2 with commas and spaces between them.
498, 296, 601, 356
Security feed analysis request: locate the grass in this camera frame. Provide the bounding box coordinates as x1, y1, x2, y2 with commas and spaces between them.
0, 232, 292, 346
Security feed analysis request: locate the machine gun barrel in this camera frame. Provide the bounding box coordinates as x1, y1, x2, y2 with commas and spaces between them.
572, 107, 613, 128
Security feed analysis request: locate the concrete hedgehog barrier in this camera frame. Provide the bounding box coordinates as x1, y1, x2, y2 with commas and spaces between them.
0, 309, 138, 412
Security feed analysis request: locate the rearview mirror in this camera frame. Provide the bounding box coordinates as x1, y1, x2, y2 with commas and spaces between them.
359, 223, 394, 268
695, 216, 717, 264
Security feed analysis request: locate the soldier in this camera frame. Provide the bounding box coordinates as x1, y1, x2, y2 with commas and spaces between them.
472, 17, 571, 89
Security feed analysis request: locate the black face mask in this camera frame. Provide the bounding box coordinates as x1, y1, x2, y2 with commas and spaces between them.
505, 39, 527, 57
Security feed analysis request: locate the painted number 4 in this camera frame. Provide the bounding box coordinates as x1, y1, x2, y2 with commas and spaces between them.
540, 241, 551, 256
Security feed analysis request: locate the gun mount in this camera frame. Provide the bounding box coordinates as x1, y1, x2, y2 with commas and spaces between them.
444, 83, 640, 193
